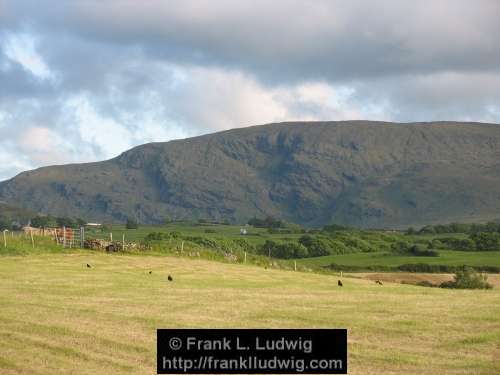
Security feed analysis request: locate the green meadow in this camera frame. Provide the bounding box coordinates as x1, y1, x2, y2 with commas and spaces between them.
295, 250, 500, 269
1, 224, 500, 374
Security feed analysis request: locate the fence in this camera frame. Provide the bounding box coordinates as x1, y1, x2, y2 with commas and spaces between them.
54, 226, 85, 248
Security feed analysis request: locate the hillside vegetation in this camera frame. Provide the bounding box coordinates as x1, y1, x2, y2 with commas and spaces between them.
2, 121, 500, 227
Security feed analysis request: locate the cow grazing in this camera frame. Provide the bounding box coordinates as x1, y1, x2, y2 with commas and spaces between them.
375, 280, 383, 285
149, 271, 152, 274
86, 264, 91, 268
167, 275, 173, 282
338, 280, 343, 287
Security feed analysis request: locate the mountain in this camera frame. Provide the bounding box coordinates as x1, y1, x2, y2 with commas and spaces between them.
0, 201, 37, 224
1, 121, 500, 228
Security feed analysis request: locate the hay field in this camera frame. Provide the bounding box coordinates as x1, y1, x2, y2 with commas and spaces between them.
1, 252, 499, 375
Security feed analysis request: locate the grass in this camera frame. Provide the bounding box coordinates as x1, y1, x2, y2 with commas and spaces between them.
1, 249, 499, 375
86, 222, 305, 245
295, 250, 500, 269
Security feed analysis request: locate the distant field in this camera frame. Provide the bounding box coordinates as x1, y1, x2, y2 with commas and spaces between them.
295, 250, 500, 269
1, 252, 499, 375
86, 222, 303, 245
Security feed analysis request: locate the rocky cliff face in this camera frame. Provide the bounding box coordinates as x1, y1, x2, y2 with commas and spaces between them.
2, 121, 500, 227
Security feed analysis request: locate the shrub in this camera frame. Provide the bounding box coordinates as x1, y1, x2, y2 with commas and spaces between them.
322, 223, 350, 233
391, 242, 439, 256
126, 218, 139, 229
258, 240, 308, 259
56, 217, 75, 228
144, 232, 168, 241
169, 231, 181, 239
298, 235, 330, 257
31, 215, 57, 228
440, 267, 493, 289
0, 217, 11, 230
470, 232, 500, 251
391, 241, 411, 254
409, 244, 439, 257
438, 237, 476, 251
248, 216, 285, 228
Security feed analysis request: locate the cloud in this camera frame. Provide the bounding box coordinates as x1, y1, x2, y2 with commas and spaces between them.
0, 0, 499, 180
8, 0, 500, 82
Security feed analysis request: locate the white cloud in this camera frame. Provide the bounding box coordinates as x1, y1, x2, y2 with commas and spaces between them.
3, 33, 53, 80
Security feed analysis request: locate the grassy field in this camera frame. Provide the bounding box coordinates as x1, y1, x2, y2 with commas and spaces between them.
86, 222, 304, 245
295, 250, 500, 269
1, 250, 499, 375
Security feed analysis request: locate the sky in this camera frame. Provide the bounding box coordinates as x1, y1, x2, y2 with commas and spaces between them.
1, 0, 499, 180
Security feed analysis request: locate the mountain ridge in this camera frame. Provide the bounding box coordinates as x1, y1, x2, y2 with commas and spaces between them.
2, 120, 500, 228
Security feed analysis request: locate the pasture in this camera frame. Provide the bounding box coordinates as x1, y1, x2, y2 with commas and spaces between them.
1, 250, 499, 375
295, 250, 500, 269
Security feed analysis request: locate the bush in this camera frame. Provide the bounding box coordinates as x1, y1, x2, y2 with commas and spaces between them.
248, 216, 285, 229
409, 244, 439, 257
438, 237, 476, 251
56, 217, 75, 228
169, 231, 181, 239
470, 232, 500, 251
322, 223, 350, 233
440, 267, 493, 289
298, 235, 330, 257
391, 242, 439, 256
0, 217, 11, 230
126, 218, 139, 229
144, 232, 168, 241
258, 240, 308, 259
31, 215, 57, 228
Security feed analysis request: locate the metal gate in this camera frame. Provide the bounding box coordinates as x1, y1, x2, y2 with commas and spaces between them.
55, 226, 85, 248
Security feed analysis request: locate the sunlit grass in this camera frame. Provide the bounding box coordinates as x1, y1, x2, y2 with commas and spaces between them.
1, 251, 499, 375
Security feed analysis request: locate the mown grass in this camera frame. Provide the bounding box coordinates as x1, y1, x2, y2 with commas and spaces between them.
1, 249, 499, 375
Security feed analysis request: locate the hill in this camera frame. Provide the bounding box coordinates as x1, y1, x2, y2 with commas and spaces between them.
1, 120, 500, 227
0, 201, 37, 225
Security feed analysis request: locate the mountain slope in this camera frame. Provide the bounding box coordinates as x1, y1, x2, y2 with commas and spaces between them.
2, 121, 500, 227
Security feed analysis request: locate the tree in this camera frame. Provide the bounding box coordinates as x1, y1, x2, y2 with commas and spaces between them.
126, 218, 139, 229
31, 215, 57, 228
298, 235, 330, 257
406, 227, 416, 235
471, 232, 500, 251
75, 218, 87, 227
56, 217, 75, 228
0, 217, 11, 231
258, 240, 308, 259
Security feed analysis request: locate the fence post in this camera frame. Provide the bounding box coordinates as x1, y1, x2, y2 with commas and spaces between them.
181, 241, 184, 253
3, 230, 6, 248
244, 251, 247, 264
80, 227, 85, 248
63, 226, 66, 248
294, 260, 297, 271
122, 234, 125, 251
30, 229, 34, 248
110, 232, 113, 242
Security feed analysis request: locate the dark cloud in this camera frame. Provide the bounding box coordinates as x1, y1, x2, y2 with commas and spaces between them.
0, 0, 499, 180
6, 1, 500, 83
